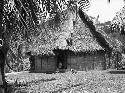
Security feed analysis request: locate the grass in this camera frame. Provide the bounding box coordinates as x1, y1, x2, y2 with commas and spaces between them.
5, 70, 125, 93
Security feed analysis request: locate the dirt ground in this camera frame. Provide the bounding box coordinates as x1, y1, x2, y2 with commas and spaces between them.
5, 69, 125, 93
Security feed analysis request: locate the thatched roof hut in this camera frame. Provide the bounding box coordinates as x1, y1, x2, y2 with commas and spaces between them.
24, 8, 123, 72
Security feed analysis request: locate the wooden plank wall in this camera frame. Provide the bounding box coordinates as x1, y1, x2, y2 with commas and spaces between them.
35, 56, 42, 72
45, 56, 56, 72
67, 52, 105, 71
34, 56, 56, 73
34, 51, 106, 72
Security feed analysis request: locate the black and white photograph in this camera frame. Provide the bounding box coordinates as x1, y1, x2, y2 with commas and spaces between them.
0, 0, 125, 93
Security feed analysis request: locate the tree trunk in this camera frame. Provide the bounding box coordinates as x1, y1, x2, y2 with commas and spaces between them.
0, 0, 5, 92
0, 0, 9, 92
0, 45, 9, 93
0, 0, 4, 37
0, 50, 6, 93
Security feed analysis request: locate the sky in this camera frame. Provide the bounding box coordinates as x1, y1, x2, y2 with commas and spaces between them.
86, 0, 125, 23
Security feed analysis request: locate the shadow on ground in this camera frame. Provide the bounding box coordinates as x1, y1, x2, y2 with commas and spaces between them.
107, 70, 125, 74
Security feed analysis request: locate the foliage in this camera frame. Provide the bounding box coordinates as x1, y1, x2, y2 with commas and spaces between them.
5, 58, 30, 72
111, 6, 125, 35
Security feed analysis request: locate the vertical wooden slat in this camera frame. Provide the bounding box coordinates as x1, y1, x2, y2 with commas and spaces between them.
35, 56, 42, 72
41, 57, 42, 71
41, 56, 47, 72
70, 55, 71, 70
34, 56, 36, 72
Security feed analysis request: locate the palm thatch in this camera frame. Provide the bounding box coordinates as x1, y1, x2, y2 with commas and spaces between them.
28, 8, 122, 55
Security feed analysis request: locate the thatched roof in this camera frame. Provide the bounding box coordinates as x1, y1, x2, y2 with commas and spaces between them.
28, 8, 122, 55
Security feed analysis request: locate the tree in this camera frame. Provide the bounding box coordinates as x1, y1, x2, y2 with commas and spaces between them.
109, 0, 125, 35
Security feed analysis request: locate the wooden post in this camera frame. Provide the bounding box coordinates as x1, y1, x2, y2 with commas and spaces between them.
0, 68, 4, 93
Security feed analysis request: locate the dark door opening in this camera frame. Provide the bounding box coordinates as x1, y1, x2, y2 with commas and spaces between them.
56, 50, 67, 70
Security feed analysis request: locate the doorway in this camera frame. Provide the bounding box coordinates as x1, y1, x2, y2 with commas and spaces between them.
55, 50, 67, 70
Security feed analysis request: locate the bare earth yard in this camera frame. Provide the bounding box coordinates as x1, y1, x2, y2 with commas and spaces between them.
5, 70, 125, 93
